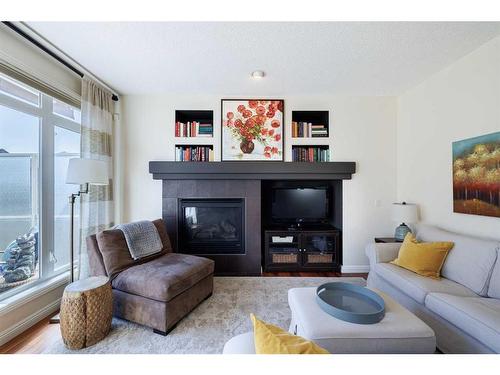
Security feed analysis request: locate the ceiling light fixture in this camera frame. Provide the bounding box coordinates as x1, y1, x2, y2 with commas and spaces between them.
251, 70, 265, 79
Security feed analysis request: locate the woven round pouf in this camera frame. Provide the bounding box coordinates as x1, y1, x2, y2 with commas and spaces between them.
60, 276, 112, 349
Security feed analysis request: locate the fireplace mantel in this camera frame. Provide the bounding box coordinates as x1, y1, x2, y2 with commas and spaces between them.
149, 161, 356, 180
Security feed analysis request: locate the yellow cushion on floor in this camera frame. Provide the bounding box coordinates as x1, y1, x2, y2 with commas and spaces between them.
250, 314, 329, 354
391, 233, 453, 279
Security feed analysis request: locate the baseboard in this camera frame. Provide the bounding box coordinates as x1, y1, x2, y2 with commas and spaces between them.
0, 297, 61, 346
341, 265, 370, 273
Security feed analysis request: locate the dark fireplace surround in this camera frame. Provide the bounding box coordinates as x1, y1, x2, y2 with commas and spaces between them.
150, 162, 355, 275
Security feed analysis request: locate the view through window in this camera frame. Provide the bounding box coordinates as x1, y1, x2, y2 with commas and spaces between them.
0, 73, 81, 299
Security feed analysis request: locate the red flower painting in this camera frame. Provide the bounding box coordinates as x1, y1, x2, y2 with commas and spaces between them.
222, 99, 284, 161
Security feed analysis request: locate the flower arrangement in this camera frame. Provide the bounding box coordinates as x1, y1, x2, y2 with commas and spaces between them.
223, 100, 283, 159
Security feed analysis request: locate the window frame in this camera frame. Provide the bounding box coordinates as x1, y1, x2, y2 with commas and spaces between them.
0, 76, 81, 302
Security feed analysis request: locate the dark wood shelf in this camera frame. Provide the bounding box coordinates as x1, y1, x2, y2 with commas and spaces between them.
150, 161, 355, 180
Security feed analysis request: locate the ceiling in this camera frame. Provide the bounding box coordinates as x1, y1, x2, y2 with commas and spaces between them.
27, 22, 500, 96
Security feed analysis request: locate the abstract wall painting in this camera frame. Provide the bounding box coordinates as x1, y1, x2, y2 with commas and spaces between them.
452, 131, 500, 218
221, 99, 284, 161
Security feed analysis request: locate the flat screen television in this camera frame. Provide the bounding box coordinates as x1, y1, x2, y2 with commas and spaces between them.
271, 187, 329, 224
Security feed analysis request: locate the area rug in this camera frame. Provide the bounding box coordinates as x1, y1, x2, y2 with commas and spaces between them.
42, 276, 365, 354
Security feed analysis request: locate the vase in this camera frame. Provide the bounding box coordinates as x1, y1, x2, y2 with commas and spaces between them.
240, 140, 255, 154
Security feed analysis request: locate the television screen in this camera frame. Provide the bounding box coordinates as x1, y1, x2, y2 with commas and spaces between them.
272, 188, 328, 221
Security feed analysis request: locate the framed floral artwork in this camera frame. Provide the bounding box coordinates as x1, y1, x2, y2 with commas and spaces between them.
221, 99, 284, 161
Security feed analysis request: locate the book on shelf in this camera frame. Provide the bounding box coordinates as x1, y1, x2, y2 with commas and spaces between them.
292, 122, 328, 138
292, 146, 330, 162
175, 121, 213, 137
175, 145, 214, 162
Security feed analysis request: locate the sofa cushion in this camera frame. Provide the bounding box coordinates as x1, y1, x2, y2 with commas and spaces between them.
488, 256, 500, 299
251, 314, 329, 354
111, 253, 215, 302
425, 293, 500, 353
416, 224, 499, 296
374, 263, 477, 304
390, 233, 453, 279
96, 219, 172, 279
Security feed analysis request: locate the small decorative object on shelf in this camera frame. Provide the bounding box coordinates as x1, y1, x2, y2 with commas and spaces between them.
175, 145, 214, 162
391, 202, 418, 241
291, 110, 329, 138
292, 146, 330, 162
175, 110, 213, 138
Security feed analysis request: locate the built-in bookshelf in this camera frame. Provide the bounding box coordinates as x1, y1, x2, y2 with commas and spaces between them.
175, 110, 213, 138
174, 110, 215, 162
175, 145, 214, 162
289, 110, 331, 162
292, 145, 330, 162
291, 111, 329, 138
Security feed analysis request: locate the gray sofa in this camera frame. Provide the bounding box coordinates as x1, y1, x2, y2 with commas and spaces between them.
366, 224, 500, 353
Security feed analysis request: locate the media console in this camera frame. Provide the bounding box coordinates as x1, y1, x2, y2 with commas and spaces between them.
264, 228, 341, 272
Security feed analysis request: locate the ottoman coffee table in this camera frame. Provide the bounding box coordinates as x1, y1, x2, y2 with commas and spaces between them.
288, 287, 436, 354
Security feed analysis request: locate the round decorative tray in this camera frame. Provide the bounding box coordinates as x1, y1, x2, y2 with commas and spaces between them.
316, 282, 385, 324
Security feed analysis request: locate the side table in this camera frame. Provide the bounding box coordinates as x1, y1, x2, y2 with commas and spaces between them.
374, 237, 402, 243
60, 276, 112, 349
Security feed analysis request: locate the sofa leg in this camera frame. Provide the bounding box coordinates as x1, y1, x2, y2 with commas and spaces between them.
153, 292, 213, 337
153, 329, 168, 336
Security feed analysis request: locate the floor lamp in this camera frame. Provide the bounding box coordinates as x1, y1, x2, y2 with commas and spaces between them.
49, 158, 108, 324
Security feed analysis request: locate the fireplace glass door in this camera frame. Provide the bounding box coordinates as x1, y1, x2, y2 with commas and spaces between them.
178, 199, 245, 255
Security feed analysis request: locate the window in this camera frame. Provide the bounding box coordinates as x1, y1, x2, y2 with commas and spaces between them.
54, 126, 80, 273
0, 73, 81, 300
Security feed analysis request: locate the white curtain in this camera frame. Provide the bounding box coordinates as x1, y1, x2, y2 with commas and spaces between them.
78, 78, 115, 279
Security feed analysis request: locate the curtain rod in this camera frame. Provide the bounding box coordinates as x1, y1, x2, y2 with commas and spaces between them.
2, 21, 119, 102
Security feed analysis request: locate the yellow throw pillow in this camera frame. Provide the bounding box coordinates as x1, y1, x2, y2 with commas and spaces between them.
250, 314, 329, 354
390, 233, 453, 279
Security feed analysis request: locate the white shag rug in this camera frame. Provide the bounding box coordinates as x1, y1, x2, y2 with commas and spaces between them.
43, 276, 365, 354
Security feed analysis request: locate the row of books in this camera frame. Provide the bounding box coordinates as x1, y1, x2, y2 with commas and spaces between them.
291, 122, 328, 138
175, 121, 213, 137
292, 147, 330, 162
175, 146, 214, 162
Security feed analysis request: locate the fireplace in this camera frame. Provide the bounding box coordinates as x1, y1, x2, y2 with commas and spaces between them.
178, 199, 245, 255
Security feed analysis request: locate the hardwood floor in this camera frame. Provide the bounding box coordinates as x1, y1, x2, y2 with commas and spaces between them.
0, 272, 367, 354
0, 315, 61, 354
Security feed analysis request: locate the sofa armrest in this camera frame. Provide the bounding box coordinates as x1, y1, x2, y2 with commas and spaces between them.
365, 242, 402, 268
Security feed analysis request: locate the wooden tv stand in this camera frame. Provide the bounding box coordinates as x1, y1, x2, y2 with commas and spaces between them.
263, 228, 341, 272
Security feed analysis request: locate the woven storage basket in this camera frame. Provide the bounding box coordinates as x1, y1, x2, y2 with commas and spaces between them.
60, 276, 112, 349
307, 254, 333, 263
272, 253, 298, 263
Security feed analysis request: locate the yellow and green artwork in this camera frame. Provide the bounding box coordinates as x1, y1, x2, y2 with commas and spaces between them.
452, 131, 500, 218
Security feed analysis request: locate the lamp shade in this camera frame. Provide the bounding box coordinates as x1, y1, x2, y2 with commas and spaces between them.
391, 202, 418, 224
66, 158, 108, 185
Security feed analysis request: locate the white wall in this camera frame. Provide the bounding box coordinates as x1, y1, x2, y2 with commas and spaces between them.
397, 36, 500, 240
120, 95, 398, 271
